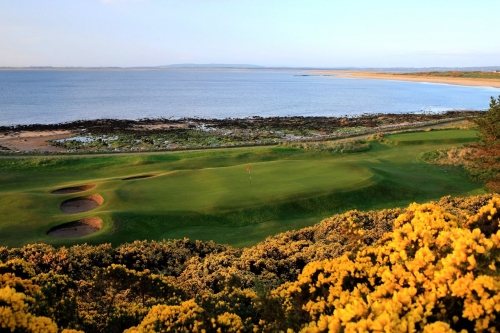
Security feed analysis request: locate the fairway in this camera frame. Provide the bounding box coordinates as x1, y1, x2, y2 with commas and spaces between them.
0, 129, 484, 247
384, 129, 478, 144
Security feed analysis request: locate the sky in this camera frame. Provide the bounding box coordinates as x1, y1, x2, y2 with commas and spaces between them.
1, 0, 499, 68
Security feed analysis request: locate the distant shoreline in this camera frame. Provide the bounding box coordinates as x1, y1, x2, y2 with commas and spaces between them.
2, 66, 500, 88
312, 70, 500, 89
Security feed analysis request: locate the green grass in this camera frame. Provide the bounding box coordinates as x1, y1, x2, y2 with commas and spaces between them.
400, 71, 500, 79
0, 129, 486, 248
384, 129, 478, 145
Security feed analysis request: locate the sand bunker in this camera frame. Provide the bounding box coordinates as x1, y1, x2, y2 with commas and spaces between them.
122, 174, 154, 180
60, 194, 104, 214
51, 184, 97, 194
47, 217, 102, 238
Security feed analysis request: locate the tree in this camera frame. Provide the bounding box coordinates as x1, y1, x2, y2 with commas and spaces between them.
471, 95, 500, 192
475, 95, 500, 145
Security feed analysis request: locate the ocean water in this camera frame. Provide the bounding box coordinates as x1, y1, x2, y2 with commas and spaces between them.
0, 69, 499, 126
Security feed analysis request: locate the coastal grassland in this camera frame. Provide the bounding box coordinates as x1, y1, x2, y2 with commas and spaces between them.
338, 70, 500, 88
0, 129, 485, 248
401, 70, 500, 79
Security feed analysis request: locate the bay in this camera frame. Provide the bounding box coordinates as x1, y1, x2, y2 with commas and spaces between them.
0, 69, 498, 126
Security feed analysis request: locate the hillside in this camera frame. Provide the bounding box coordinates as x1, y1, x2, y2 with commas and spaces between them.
1, 193, 499, 332
0, 127, 485, 248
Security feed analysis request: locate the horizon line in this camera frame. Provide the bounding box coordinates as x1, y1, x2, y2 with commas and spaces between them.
1, 64, 500, 71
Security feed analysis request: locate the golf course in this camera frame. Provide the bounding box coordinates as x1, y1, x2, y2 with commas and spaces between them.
0, 128, 485, 248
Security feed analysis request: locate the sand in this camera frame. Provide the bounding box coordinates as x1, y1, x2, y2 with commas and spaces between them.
52, 184, 97, 194
47, 217, 102, 238
0, 130, 74, 152
311, 70, 500, 89
60, 194, 104, 214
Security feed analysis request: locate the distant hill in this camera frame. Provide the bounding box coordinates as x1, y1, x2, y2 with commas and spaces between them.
158, 63, 268, 69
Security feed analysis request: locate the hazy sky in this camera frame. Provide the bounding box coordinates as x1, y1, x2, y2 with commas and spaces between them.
1, 0, 499, 68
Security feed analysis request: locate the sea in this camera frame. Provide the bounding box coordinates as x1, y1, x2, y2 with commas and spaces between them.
0, 69, 499, 126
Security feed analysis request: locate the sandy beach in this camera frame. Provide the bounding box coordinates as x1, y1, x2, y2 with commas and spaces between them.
312, 70, 500, 89
0, 130, 74, 152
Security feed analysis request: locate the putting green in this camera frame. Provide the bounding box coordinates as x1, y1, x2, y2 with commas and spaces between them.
0, 129, 486, 247
114, 161, 373, 213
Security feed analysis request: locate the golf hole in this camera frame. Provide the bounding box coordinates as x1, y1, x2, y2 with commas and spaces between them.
60, 194, 104, 214
51, 184, 97, 194
122, 174, 154, 181
47, 217, 102, 238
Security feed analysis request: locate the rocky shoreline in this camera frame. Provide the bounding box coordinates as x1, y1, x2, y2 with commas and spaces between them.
0, 111, 481, 154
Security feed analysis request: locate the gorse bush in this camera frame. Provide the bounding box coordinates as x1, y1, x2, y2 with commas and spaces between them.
1, 194, 499, 332
0, 286, 59, 333
275, 197, 500, 332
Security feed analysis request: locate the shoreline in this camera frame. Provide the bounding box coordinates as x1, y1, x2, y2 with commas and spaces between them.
0, 112, 479, 154
311, 70, 500, 89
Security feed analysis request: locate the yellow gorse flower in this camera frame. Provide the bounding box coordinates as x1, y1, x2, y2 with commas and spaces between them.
0, 286, 58, 333
275, 196, 500, 332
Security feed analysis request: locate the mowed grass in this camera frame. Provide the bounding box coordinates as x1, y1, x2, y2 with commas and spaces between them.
384, 129, 478, 145
0, 129, 484, 248
115, 161, 372, 212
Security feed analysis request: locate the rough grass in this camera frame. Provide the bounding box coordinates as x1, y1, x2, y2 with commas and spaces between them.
0, 129, 487, 247
280, 139, 370, 153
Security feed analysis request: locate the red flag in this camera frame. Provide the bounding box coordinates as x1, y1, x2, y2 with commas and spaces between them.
247, 166, 251, 172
